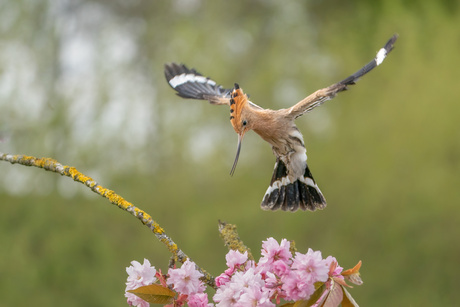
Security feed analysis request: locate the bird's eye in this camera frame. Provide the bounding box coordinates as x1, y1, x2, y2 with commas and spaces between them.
242, 120, 248, 126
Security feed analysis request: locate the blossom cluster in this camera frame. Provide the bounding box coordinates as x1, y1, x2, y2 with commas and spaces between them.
125, 237, 361, 307
213, 238, 340, 306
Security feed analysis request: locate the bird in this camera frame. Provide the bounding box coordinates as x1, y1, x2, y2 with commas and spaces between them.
164, 34, 398, 212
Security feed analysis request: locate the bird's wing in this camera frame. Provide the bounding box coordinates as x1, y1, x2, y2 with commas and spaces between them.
287, 34, 398, 119
164, 63, 232, 105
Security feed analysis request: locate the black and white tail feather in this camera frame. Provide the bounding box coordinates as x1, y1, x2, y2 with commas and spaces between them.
164, 34, 398, 212
261, 158, 326, 212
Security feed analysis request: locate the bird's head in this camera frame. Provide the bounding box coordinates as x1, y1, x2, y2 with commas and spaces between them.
229, 83, 252, 176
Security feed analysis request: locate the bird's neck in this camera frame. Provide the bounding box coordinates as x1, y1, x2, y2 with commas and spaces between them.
247, 108, 286, 145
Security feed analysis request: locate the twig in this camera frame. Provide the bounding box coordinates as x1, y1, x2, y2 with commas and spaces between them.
218, 220, 253, 260
0, 152, 216, 289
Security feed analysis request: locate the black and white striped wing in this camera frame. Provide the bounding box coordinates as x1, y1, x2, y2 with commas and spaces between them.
337, 33, 398, 87
288, 34, 398, 119
164, 63, 232, 105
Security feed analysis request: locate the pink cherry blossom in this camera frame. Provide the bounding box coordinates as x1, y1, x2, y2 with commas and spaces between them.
215, 272, 231, 287
225, 250, 248, 274
231, 268, 264, 290
281, 270, 315, 301
213, 284, 240, 306
260, 238, 291, 263
238, 285, 275, 307
214, 268, 266, 306
291, 248, 329, 284
258, 238, 292, 276
271, 259, 290, 277
188, 292, 213, 307
125, 259, 157, 288
126, 295, 150, 307
125, 259, 157, 307
167, 259, 205, 295
263, 272, 279, 289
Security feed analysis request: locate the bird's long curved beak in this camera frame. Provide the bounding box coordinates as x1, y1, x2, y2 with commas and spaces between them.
230, 133, 244, 176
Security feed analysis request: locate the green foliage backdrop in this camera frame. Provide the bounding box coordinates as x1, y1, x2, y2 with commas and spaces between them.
0, 0, 459, 306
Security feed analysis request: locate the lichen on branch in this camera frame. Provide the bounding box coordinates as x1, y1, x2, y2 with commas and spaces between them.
0, 152, 216, 288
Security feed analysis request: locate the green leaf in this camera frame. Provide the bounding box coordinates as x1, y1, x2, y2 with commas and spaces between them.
127, 284, 175, 305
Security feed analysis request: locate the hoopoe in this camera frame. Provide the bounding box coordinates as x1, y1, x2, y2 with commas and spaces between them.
164, 34, 397, 212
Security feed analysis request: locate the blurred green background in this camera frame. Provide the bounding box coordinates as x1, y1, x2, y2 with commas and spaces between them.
1, 0, 459, 306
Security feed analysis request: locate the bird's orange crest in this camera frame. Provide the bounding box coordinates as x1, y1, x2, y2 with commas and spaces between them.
229, 83, 249, 134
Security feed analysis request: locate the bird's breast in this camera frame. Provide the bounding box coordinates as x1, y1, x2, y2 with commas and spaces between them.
254, 124, 307, 180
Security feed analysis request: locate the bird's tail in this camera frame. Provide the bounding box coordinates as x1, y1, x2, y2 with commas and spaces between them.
261, 159, 326, 212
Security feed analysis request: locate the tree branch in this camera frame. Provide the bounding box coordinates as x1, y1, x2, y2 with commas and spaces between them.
218, 220, 253, 260
0, 152, 216, 289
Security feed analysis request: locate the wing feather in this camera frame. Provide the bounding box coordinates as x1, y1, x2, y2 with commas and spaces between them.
164, 63, 232, 105
287, 34, 398, 119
